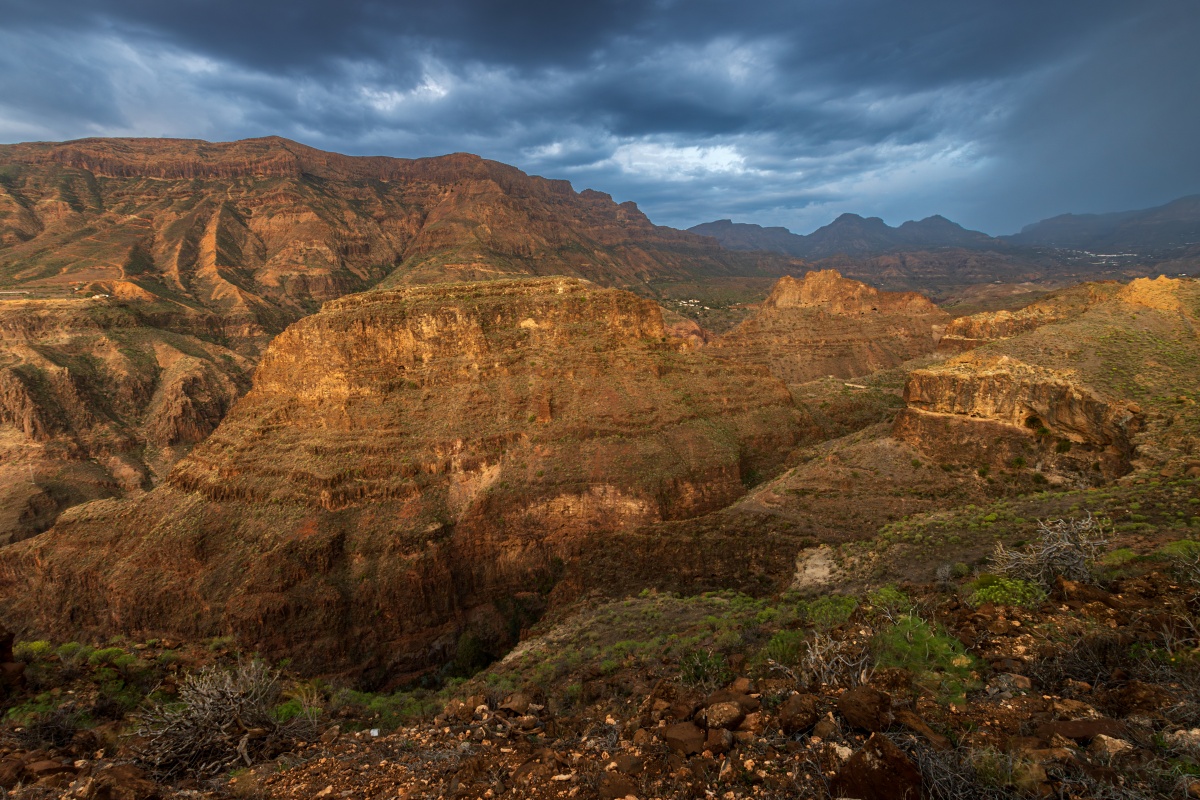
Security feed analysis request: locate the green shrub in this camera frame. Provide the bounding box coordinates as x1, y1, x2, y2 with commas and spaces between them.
1100, 548, 1138, 567
331, 689, 437, 731
802, 595, 858, 630
1158, 539, 1200, 559
12, 640, 53, 663
867, 585, 913, 615
89, 646, 137, 670
679, 648, 731, 689
967, 575, 1046, 609
55, 642, 95, 666
872, 616, 979, 705
761, 631, 803, 665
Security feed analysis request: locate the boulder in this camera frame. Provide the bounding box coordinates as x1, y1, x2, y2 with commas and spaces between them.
837, 686, 894, 732
777, 693, 820, 734
703, 702, 745, 731
1088, 734, 1133, 760
661, 722, 705, 756
92, 764, 162, 800
499, 692, 531, 715
0, 757, 23, 789
598, 771, 639, 800
831, 733, 922, 800
705, 727, 734, 755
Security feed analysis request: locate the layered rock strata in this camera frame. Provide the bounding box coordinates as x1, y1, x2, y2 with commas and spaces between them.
709, 270, 949, 383
894, 354, 1143, 479
0, 278, 812, 679
0, 137, 797, 352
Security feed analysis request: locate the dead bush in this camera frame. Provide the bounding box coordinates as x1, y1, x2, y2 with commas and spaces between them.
799, 631, 873, 688
134, 660, 320, 777
992, 514, 1108, 588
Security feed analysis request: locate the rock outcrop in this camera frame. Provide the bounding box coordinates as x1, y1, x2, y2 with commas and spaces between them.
895, 275, 1200, 480
894, 354, 1143, 479
708, 271, 949, 383
0, 278, 812, 679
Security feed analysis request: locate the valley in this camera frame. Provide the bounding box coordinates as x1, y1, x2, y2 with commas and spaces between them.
0, 139, 1199, 800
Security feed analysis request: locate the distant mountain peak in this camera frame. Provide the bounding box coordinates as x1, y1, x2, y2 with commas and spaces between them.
690, 211, 994, 259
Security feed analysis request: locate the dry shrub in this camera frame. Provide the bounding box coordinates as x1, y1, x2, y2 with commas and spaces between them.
800, 631, 872, 688
992, 515, 1108, 588
134, 660, 320, 777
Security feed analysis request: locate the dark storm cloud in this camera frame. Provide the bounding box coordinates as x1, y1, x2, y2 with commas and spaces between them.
0, 0, 1195, 233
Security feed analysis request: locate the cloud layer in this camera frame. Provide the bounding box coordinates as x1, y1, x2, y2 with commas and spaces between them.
2, 0, 1197, 234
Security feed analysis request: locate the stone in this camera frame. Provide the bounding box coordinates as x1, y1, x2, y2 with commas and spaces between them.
777, 693, 820, 734
736, 712, 764, 734
319, 725, 341, 745
1051, 698, 1099, 719
92, 764, 161, 800
831, 733, 922, 800
443, 699, 471, 721
1088, 734, 1132, 759
499, 692, 531, 715
703, 702, 744, 731
705, 689, 760, 714
25, 760, 74, 778
705, 727, 734, 755
614, 755, 644, 775
1166, 729, 1200, 753
598, 772, 639, 800
837, 686, 894, 732
661, 722, 705, 756
730, 677, 755, 694
0, 758, 23, 789
813, 713, 840, 740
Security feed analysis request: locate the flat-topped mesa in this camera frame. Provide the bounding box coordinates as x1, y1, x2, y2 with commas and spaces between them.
1, 278, 813, 678
893, 354, 1143, 481
939, 282, 1120, 353
709, 271, 949, 383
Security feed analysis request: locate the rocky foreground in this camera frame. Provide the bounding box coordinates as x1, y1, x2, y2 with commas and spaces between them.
1, 524, 1199, 799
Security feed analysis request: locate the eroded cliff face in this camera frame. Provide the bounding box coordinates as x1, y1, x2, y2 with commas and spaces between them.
0, 137, 797, 352
0, 136, 802, 542
709, 270, 949, 383
893, 354, 1143, 480
0, 278, 814, 680
0, 299, 250, 542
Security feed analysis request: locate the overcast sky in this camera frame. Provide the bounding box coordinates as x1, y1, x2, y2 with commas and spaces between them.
1, 0, 1197, 235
